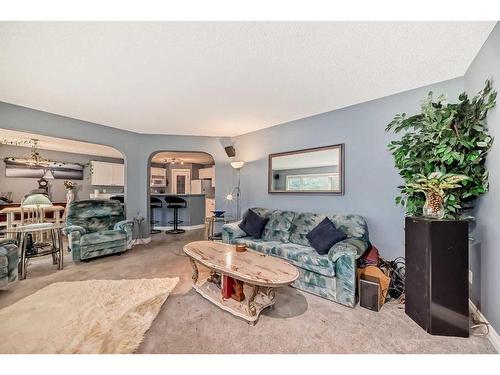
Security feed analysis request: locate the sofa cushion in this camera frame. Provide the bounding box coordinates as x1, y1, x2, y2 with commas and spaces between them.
262, 210, 296, 242
289, 212, 326, 246
327, 214, 369, 240
80, 230, 127, 248
306, 217, 347, 255
232, 238, 282, 255
289, 211, 369, 246
66, 200, 125, 233
270, 243, 335, 277
0, 255, 7, 269
239, 209, 269, 238
0, 254, 8, 279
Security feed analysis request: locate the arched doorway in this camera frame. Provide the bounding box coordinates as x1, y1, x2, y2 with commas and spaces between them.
147, 150, 216, 237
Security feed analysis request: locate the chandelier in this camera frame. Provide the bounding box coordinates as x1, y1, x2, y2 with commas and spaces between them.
163, 157, 184, 165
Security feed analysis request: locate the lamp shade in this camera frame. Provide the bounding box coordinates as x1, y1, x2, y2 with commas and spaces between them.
42, 169, 55, 179
230, 161, 245, 169
21, 194, 53, 208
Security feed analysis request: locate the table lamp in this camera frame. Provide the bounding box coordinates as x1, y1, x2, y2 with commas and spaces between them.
21, 194, 53, 209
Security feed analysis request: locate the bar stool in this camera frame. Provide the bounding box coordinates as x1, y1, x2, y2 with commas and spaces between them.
150, 197, 163, 234
165, 196, 187, 234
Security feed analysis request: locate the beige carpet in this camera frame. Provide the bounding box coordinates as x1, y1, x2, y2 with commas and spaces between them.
0, 278, 178, 354
0, 230, 495, 354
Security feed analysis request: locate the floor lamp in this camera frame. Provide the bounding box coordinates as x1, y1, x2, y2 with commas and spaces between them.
227, 161, 244, 220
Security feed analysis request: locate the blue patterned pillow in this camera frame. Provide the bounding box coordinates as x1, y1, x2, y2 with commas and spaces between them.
306, 217, 347, 255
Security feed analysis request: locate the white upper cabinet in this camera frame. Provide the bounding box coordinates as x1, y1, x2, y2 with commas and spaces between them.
198, 166, 215, 180
91, 161, 125, 186
150, 167, 167, 187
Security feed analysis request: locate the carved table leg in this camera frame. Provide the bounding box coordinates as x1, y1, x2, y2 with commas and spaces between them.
247, 285, 259, 317
189, 257, 199, 284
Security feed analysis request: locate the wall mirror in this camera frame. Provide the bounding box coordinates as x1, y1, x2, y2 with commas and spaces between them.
268, 144, 344, 195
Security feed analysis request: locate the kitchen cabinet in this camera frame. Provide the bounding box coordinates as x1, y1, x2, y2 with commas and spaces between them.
90, 161, 125, 186
199, 166, 215, 187
150, 167, 167, 187
198, 166, 214, 179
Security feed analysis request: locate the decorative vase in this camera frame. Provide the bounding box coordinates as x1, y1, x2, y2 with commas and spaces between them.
423, 192, 444, 219
66, 188, 75, 207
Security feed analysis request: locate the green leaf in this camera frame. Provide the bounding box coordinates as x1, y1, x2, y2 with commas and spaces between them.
386, 80, 496, 218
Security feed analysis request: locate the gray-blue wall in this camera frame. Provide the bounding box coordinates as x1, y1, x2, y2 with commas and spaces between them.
0, 102, 236, 237
1, 28, 498, 334
465, 23, 500, 333
233, 78, 465, 260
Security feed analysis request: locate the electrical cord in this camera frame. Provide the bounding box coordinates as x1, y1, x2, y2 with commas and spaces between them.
378, 257, 406, 302
470, 304, 490, 337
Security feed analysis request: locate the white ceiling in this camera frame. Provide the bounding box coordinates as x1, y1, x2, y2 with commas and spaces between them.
0, 128, 123, 158
0, 22, 495, 137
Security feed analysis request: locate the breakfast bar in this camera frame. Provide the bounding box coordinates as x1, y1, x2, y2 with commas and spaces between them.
150, 194, 206, 229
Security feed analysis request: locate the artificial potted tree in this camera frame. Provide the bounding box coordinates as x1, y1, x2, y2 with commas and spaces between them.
386, 81, 496, 337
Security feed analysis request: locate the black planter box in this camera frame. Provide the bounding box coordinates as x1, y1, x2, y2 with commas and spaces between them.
405, 216, 469, 337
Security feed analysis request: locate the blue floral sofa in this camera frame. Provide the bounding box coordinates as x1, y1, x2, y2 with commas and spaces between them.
0, 238, 19, 287
222, 208, 369, 307
63, 200, 133, 262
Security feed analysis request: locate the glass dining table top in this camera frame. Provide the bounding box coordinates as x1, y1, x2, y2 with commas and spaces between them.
1, 222, 66, 234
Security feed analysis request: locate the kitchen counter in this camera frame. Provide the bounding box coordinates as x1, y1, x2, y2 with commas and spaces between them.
150, 194, 206, 197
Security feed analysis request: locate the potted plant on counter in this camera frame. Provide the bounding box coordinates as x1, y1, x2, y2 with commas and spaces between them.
385, 81, 496, 337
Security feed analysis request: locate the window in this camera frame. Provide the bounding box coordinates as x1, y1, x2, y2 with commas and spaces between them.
285, 173, 339, 191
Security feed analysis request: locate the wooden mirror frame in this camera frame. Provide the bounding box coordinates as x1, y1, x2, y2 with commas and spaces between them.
268, 143, 345, 195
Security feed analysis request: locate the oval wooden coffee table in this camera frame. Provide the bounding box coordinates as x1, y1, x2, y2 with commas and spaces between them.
183, 240, 299, 325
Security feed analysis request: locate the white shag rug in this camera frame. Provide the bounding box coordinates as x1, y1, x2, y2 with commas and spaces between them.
0, 278, 179, 354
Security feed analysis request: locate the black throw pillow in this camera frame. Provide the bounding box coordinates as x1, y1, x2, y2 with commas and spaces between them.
306, 217, 347, 255
238, 209, 269, 238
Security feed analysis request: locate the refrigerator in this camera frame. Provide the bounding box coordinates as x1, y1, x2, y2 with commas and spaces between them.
191, 179, 212, 195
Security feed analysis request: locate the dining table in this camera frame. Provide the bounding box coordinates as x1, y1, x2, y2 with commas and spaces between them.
0, 205, 65, 239
1, 222, 66, 279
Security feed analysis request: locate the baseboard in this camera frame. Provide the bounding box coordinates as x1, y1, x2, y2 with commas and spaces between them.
469, 299, 500, 353
153, 224, 205, 231
132, 237, 152, 246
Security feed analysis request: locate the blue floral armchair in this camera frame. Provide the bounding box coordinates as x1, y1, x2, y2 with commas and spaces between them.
0, 238, 19, 287
63, 200, 134, 262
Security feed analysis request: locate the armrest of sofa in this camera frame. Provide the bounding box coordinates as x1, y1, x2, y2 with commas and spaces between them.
63, 226, 86, 261
221, 221, 247, 243
0, 238, 18, 246
114, 220, 134, 246
62, 225, 87, 236
328, 238, 368, 262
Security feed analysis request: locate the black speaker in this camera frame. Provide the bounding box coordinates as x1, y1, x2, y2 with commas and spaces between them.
359, 274, 381, 311
224, 146, 236, 157
405, 217, 469, 337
